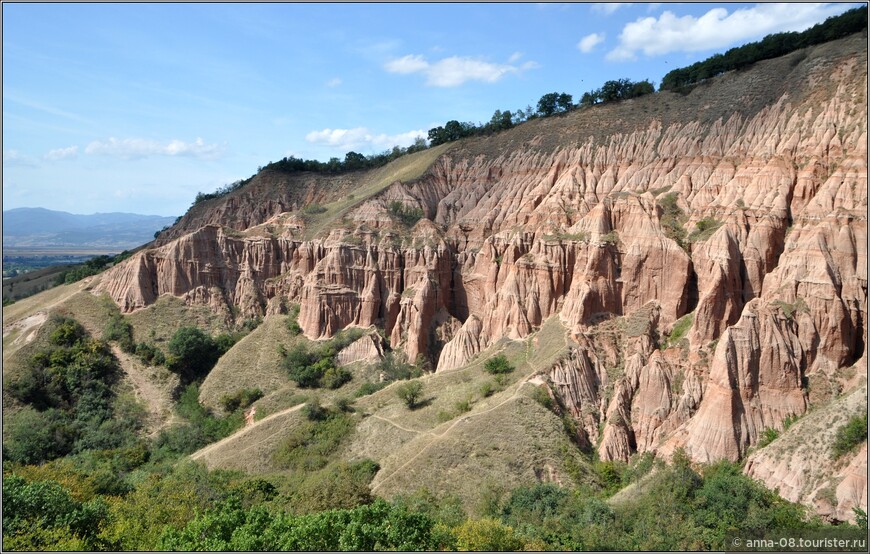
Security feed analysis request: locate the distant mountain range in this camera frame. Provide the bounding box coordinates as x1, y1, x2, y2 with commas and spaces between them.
3, 207, 177, 250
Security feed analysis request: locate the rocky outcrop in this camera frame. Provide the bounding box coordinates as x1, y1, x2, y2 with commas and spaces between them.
96, 34, 866, 508
336, 331, 386, 367
744, 380, 868, 524
664, 299, 809, 462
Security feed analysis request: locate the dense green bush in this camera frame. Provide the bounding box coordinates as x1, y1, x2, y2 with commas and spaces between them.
484, 354, 514, 375
158, 497, 441, 551
3, 316, 138, 465
2, 475, 110, 550
134, 341, 166, 366
220, 388, 263, 414
281, 330, 361, 389
167, 326, 220, 382
832, 413, 868, 459
103, 313, 135, 353
396, 380, 424, 409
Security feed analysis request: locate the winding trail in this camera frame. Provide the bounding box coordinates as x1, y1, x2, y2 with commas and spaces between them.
371, 374, 536, 493
190, 402, 305, 462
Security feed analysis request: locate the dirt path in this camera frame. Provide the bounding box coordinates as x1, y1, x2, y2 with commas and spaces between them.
371, 374, 536, 493
369, 414, 438, 436
190, 402, 306, 462
110, 345, 176, 435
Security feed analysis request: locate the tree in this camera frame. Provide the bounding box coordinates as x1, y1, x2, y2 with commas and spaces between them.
488, 109, 514, 132
343, 151, 367, 170
556, 93, 574, 112
484, 355, 514, 375
537, 93, 573, 117
396, 380, 423, 409
428, 126, 448, 146
580, 91, 598, 107
167, 327, 219, 383
454, 518, 525, 551
536, 92, 560, 116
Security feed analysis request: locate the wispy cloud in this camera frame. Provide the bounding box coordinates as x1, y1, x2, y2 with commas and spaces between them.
326, 77, 343, 88
305, 127, 427, 152
591, 3, 632, 16
384, 54, 538, 87
606, 3, 848, 61
44, 145, 79, 161
578, 33, 606, 53
5, 94, 95, 126
84, 137, 225, 160
4, 149, 39, 168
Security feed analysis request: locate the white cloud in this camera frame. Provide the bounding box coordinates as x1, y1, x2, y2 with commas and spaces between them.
44, 145, 78, 161
4, 149, 39, 168
384, 54, 430, 74
384, 53, 538, 87
84, 137, 225, 160
591, 3, 632, 15
508, 51, 524, 63
606, 3, 848, 61
326, 77, 343, 87
578, 33, 606, 53
305, 127, 427, 152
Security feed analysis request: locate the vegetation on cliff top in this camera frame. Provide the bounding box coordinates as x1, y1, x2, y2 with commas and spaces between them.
660, 6, 867, 92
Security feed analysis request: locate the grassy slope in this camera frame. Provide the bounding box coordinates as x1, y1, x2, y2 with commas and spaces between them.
198, 316, 298, 411
188, 316, 596, 512
300, 142, 452, 239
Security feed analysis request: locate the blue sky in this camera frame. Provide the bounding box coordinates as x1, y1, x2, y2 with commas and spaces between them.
3, 2, 861, 217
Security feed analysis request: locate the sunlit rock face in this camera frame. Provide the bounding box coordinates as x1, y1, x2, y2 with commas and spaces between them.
96, 35, 866, 521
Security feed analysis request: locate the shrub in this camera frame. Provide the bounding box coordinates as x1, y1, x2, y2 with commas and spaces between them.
530, 385, 555, 411
167, 327, 220, 383
335, 396, 354, 413
302, 399, 328, 422
377, 351, 421, 381
387, 201, 424, 227
658, 192, 687, 249
772, 298, 810, 320
354, 381, 388, 397
103, 313, 135, 353
2, 475, 109, 549
220, 388, 264, 413
832, 413, 867, 459
601, 230, 620, 245
688, 217, 723, 243
484, 355, 514, 375
272, 410, 355, 471
134, 342, 165, 366
322, 367, 352, 390
664, 313, 694, 349
282, 332, 361, 389
287, 304, 303, 336
453, 517, 525, 552
3, 408, 76, 465
757, 427, 780, 448
396, 380, 424, 409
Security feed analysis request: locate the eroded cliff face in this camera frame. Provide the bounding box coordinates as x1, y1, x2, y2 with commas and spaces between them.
95, 35, 867, 519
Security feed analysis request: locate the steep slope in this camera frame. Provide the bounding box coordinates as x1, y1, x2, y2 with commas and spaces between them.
86, 34, 867, 519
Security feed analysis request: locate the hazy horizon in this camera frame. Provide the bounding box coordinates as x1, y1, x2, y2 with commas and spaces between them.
3, 2, 860, 216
